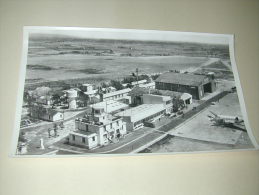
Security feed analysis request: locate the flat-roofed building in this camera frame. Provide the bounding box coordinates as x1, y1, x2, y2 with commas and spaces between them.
90, 100, 128, 114
139, 82, 155, 89
100, 88, 131, 102
81, 83, 94, 92
143, 94, 172, 113
115, 104, 166, 131
155, 72, 216, 100
68, 111, 127, 149
131, 79, 147, 86
181, 93, 193, 105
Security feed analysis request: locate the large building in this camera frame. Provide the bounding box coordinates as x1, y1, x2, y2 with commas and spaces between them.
100, 88, 131, 102
155, 72, 216, 100
90, 100, 129, 114
115, 94, 172, 131
143, 94, 172, 113
30, 105, 64, 122
68, 111, 127, 149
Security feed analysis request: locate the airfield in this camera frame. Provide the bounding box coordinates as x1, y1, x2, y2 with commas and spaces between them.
143, 92, 253, 153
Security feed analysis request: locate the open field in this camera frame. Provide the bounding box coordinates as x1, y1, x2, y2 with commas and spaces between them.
26, 55, 210, 83
24, 34, 231, 88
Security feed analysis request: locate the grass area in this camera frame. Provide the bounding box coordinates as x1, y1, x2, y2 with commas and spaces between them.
27, 64, 56, 70
205, 61, 230, 70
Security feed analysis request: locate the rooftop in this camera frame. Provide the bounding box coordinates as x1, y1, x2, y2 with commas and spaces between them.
91, 100, 128, 113
82, 83, 93, 86
103, 88, 131, 98
155, 72, 208, 86
139, 82, 155, 88
143, 94, 171, 102
181, 93, 192, 100
131, 79, 147, 85
115, 104, 165, 123
76, 115, 122, 126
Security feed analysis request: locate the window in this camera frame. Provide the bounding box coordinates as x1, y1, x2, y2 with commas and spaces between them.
82, 137, 85, 143
72, 135, 75, 141
92, 137, 95, 141
116, 121, 119, 126
110, 123, 112, 129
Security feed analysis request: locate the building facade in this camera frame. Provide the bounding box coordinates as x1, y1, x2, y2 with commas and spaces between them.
100, 88, 131, 102
68, 111, 127, 149
155, 72, 216, 100
143, 94, 172, 113
115, 103, 166, 131
30, 105, 64, 122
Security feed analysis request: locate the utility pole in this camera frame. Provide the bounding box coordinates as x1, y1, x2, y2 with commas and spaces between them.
136, 68, 139, 86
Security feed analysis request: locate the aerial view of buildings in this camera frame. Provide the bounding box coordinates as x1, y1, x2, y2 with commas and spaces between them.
15, 28, 254, 156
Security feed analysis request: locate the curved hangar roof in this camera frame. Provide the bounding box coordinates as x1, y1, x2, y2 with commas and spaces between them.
155, 72, 209, 86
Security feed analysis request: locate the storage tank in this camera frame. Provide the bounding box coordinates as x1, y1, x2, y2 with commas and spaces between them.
68, 98, 77, 109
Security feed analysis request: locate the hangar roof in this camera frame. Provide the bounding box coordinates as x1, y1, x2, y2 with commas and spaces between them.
155, 72, 208, 86
115, 104, 165, 123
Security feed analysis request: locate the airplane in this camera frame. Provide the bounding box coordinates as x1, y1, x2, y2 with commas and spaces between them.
207, 111, 246, 131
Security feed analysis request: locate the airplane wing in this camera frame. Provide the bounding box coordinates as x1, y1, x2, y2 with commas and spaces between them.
209, 111, 218, 117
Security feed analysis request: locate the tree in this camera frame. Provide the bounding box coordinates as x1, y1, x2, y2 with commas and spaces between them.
33, 86, 52, 97
77, 91, 89, 107
172, 97, 185, 112
51, 94, 61, 106
110, 80, 124, 90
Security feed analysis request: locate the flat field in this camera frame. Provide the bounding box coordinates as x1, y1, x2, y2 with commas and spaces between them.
25, 35, 231, 87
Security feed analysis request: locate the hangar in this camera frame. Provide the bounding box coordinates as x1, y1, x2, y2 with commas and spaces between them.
155, 72, 216, 100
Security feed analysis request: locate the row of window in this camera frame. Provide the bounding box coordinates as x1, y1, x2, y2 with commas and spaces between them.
133, 110, 165, 127
105, 93, 127, 101
71, 135, 96, 143
104, 121, 120, 130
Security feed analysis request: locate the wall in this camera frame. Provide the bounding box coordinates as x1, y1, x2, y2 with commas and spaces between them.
0, 0, 259, 195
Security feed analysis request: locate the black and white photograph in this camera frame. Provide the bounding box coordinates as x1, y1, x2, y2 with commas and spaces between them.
12, 27, 258, 156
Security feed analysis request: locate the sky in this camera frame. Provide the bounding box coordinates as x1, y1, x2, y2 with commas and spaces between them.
25, 26, 232, 45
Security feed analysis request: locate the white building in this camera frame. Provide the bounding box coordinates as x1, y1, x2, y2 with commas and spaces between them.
68, 111, 127, 149
180, 93, 192, 105
81, 83, 94, 92
30, 105, 64, 122
100, 88, 131, 102
91, 100, 128, 114
65, 89, 78, 109
115, 94, 172, 131
143, 94, 172, 113
115, 104, 166, 131
139, 82, 155, 89
131, 79, 147, 86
